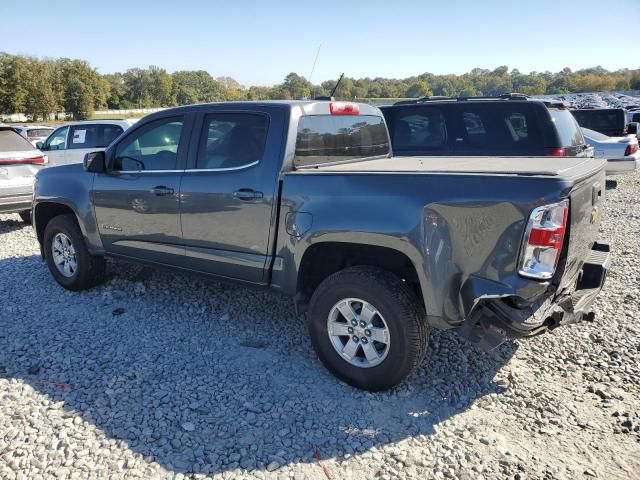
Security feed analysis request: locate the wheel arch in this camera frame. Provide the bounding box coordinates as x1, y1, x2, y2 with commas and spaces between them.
294, 241, 425, 315
33, 202, 99, 256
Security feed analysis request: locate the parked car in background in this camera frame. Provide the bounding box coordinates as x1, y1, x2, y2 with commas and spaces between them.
0, 126, 48, 223
570, 108, 630, 137
627, 111, 640, 124
32, 101, 610, 390
37, 119, 135, 166
11, 125, 55, 147
380, 94, 592, 157
582, 127, 639, 175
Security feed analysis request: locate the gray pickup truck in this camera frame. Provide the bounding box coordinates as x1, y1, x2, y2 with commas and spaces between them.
32, 101, 610, 391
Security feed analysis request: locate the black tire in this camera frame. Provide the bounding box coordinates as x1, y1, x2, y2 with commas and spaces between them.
43, 214, 106, 291
308, 266, 428, 391
18, 210, 31, 224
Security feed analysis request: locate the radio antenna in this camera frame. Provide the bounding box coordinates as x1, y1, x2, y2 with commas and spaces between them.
308, 44, 321, 84
330, 73, 345, 98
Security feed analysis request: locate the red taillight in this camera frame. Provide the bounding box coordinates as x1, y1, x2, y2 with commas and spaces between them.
330, 102, 359, 115
544, 148, 566, 157
0, 155, 48, 165
518, 200, 569, 280
624, 144, 638, 156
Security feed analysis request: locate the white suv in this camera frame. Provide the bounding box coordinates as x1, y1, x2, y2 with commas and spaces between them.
38, 119, 136, 166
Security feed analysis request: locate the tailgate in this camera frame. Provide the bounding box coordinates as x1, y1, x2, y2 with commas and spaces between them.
559, 163, 606, 290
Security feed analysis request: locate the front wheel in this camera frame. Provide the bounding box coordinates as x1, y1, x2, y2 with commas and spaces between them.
43, 214, 106, 291
308, 266, 429, 391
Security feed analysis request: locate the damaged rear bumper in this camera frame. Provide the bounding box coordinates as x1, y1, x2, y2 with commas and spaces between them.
460, 241, 611, 351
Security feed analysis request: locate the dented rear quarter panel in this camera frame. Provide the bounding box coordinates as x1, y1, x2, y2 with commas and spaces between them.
273, 171, 577, 329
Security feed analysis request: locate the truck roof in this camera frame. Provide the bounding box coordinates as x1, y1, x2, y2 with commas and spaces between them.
143, 100, 384, 118
304, 156, 606, 180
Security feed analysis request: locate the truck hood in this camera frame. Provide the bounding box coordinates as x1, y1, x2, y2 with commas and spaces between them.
35, 162, 84, 179
311, 156, 606, 180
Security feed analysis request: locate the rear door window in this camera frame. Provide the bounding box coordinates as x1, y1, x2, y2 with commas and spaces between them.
68, 124, 125, 150
389, 107, 449, 154
549, 109, 584, 147
294, 115, 389, 167
196, 113, 268, 169
101, 124, 125, 147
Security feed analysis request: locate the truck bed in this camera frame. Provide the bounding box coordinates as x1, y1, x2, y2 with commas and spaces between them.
306, 156, 606, 180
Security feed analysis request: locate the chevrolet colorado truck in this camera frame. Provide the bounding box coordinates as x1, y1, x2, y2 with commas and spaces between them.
32, 101, 610, 391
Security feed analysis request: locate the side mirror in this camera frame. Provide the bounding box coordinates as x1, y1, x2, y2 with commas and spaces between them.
84, 151, 106, 173
36, 141, 44, 150
627, 122, 639, 135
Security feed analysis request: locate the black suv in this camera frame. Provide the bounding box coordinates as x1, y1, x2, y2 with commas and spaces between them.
380, 94, 591, 158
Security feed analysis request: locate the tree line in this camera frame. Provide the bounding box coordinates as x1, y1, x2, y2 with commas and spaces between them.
1, 52, 639, 120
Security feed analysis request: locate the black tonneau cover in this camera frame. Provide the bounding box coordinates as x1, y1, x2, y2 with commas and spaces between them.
307, 156, 606, 180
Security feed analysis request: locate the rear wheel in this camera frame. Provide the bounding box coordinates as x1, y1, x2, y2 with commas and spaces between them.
308, 266, 428, 391
43, 214, 106, 291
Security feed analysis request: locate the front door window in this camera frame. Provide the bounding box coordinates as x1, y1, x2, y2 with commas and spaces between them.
114, 118, 184, 171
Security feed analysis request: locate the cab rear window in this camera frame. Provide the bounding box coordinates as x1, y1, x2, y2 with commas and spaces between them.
294, 115, 389, 167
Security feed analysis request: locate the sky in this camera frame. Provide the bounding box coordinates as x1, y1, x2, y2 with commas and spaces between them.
1, 0, 638, 86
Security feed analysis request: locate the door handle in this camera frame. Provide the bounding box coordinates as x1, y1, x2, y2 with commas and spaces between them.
150, 186, 174, 196
233, 189, 263, 201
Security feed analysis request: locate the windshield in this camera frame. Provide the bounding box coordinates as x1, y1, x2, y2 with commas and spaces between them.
27, 128, 54, 138
581, 128, 609, 141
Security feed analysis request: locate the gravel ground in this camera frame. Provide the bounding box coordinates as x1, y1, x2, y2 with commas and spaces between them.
1, 172, 639, 480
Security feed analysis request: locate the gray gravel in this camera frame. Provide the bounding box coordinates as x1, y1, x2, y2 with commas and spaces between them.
1, 172, 639, 480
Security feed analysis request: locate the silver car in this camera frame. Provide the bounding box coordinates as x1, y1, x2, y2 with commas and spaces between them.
11, 125, 55, 148
0, 127, 48, 223
581, 127, 639, 175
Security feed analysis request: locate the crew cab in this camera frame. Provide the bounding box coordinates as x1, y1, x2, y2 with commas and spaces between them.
32, 101, 610, 391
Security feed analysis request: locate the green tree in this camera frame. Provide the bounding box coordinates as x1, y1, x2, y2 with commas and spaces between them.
24, 59, 58, 120
282, 72, 311, 99
122, 68, 152, 108
0, 53, 29, 113
58, 59, 102, 119
172, 70, 225, 105
149, 66, 174, 106
405, 80, 433, 98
